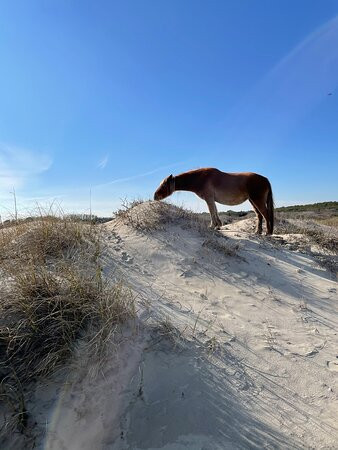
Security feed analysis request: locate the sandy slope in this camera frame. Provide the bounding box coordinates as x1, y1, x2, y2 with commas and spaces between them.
12, 203, 338, 449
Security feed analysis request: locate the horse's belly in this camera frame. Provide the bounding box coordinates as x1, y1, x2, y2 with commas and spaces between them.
215, 192, 248, 206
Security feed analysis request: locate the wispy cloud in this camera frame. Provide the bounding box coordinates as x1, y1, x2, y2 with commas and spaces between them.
0, 143, 52, 190
92, 160, 190, 190
225, 15, 338, 148
97, 154, 109, 169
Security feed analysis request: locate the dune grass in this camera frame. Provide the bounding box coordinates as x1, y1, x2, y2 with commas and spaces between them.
275, 215, 337, 254
314, 217, 338, 229
0, 214, 135, 436
115, 199, 208, 233
275, 214, 337, 277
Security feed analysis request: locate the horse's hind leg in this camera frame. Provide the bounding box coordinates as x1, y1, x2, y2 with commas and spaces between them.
205, 199, 222, 229
249, 200, 263, 234
249, 197, 271, 235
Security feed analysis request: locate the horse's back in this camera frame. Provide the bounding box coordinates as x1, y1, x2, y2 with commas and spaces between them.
179, 168, 270, 195
211, 170, 271, 204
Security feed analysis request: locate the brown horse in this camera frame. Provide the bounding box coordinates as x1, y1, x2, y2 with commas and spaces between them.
154, 168, 274, 234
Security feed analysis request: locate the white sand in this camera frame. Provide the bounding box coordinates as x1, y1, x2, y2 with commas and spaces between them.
4, 203, 338, 449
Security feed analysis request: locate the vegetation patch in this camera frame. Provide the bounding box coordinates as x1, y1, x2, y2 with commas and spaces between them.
275, 216, 337, 254
314, 255, 338, 278
202, 235, 239, 257
0, 216, 94, 264
115, 200, 207, 233
0, 215, 135, 437
314, 217, 338, 229
275, 201, 338, 214
151, 317, 186, 349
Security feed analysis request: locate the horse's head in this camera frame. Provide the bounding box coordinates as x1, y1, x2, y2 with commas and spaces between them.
154, 174, 175, 200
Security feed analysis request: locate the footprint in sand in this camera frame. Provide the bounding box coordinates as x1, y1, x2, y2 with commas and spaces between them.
121, 251, 133, 264
327, 360, 338, 372
180, 269, 195, 278
111, 231, 123, 244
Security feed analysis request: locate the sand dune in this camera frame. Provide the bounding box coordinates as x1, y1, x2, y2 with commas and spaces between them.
6, 202, 337, 449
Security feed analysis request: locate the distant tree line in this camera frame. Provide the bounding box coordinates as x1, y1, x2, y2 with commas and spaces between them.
276, 201, 338, 213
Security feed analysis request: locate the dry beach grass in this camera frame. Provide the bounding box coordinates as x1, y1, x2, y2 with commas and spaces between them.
114, 199, 208, 233
0, 215, 135, 438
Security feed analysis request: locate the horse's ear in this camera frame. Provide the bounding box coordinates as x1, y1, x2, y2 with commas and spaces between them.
168, 174, 173, 181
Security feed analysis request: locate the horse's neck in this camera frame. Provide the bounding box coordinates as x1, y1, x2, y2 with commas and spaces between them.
174, 173, 196, 193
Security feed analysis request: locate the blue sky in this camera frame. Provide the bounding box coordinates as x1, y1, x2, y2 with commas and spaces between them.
0, 0, 338, 218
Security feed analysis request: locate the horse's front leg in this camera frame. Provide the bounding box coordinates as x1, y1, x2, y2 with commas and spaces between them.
205, 199, 222, 230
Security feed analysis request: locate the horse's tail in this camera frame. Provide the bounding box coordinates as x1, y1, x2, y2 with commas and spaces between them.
266, 181, 274, 235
